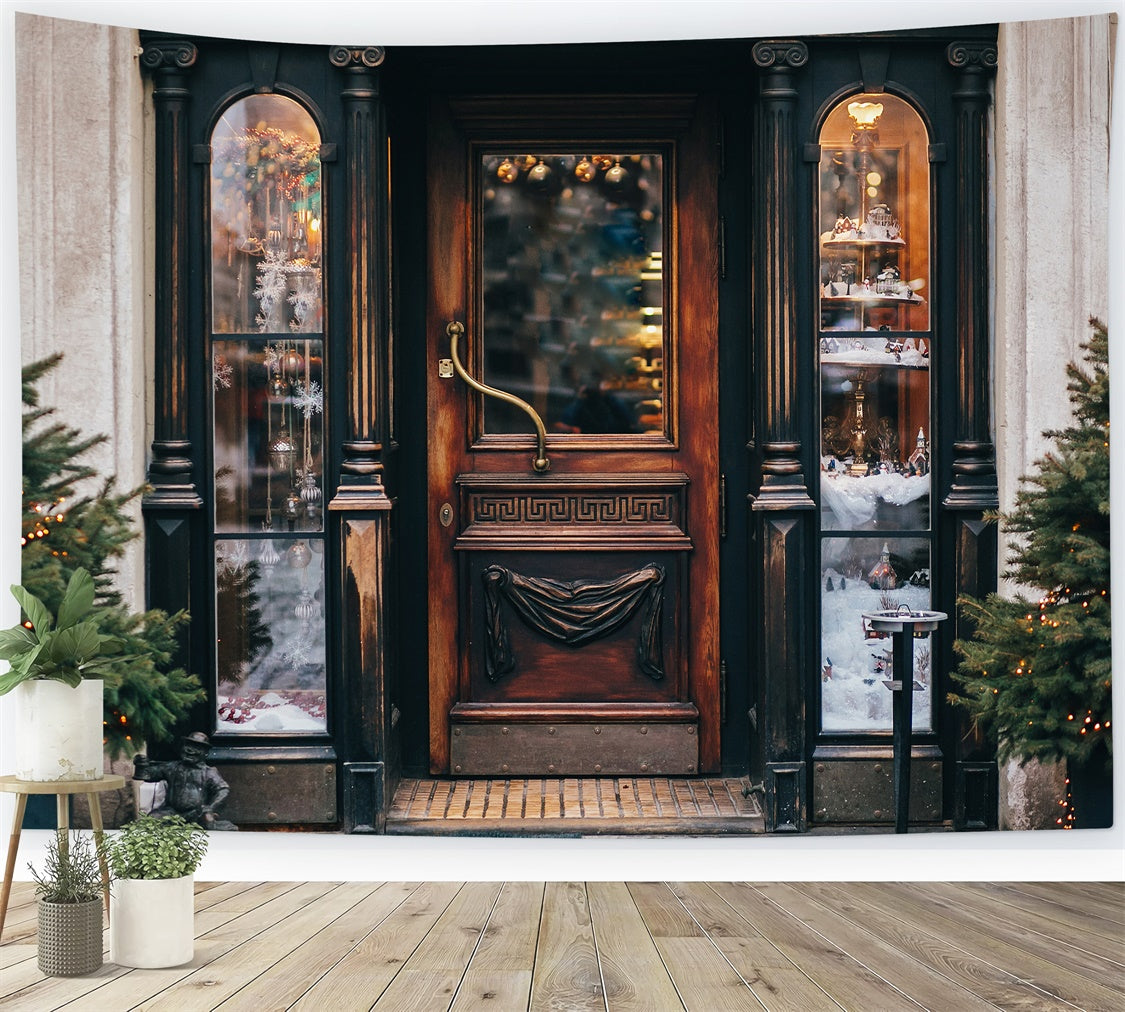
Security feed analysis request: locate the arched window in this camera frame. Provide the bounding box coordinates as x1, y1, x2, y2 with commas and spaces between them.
816, 93, 934, 734
208, 94, 327, 735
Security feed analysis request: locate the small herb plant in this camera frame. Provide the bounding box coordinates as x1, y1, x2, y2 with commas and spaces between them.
28, 831, 106, 904
0, 567, 123, 694
106, 815, 209, 880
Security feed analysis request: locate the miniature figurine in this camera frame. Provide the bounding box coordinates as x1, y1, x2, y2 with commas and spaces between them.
132, 732, 238, 831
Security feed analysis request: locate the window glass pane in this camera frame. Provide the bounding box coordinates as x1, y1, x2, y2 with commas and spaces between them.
213, 338, 324, 534
818, 94, 929, 333
819, 337, 930, 531
821, 537, 933, 732
211, 95, 323, 335
480, 152, 665, 436
215, 538, 326, 734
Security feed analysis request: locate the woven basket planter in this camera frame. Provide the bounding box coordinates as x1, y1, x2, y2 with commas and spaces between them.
37, 898, 103, 976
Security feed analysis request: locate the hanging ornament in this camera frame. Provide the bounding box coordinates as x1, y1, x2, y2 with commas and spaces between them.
496, 158, 517, 184
299, 470, 322, 505
283, 491, 303, 521
574, 157, 595, 183
603, 160, 629, 193
526, 159, 553, 191
294, 588, 318, 621
287, 540, 313, 569
257, 538, 281, 569
267, 428, 297, 471
282, 347, 304, 376
269, 371, 289, 398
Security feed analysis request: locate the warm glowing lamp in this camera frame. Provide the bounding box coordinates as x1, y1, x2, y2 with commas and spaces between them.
847, 100, 884, 130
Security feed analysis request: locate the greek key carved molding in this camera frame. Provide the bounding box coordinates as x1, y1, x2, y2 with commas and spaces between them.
140, 40, 197, 72
329, 46, 386, 69
946, 42, 998, 71
751, 40, 808, 69
469, 492, 678, 527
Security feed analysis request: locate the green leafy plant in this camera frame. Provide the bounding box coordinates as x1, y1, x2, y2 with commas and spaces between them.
0, 568, 123, 694
21, 356, 205, 757
28, 831, 106, 904
105, 815, 209, 880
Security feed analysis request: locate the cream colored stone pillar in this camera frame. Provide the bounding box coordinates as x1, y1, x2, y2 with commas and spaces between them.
15, 13, 148, 608
993, 14, 1114, 829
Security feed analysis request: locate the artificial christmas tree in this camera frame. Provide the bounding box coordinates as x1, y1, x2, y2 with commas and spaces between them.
950, 319, 1111, 828
20, 355, 204, 764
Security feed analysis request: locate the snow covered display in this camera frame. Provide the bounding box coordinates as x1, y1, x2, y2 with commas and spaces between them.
214, 538, 327, 733
821, 538, 933, 731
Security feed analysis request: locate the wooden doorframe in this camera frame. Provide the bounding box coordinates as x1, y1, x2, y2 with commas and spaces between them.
424, 91, 720, 775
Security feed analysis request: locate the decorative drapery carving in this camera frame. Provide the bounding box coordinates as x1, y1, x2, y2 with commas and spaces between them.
482, 564, 666, 682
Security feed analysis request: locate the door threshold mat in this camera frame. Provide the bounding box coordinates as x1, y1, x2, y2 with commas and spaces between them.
386, 776, 765, 836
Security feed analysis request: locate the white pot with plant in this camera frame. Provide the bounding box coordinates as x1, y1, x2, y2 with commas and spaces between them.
0, 568, 122, 781
106, 814, 209, 968
29, 830, 108, 976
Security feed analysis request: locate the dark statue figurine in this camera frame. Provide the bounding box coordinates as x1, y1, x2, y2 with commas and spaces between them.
132, 731, 238, 831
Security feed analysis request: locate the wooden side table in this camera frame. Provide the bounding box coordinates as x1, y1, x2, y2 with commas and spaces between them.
0, 774, 126, 939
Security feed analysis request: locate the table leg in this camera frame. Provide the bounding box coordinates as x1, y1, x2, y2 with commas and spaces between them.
1, 792, 29, 940
88, 795, 111, 921
56, 793, 70, 859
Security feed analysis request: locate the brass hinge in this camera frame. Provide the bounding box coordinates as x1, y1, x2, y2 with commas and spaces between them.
720, 659, 728, 725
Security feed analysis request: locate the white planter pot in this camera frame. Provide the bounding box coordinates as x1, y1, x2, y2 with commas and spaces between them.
13, 678, 104, 781
110, 875, 195, 968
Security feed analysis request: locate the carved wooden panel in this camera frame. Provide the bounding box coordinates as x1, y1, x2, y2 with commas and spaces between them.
463, 551, 684, 705
456, 474, 691, 550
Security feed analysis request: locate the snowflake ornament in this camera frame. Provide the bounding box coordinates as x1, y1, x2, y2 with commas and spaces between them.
291, 379, 323, 419
213, 356, 233, 390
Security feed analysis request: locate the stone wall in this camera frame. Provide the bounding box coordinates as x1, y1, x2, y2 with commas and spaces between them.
14, 13, 148, 609
993, 14, 1114, 828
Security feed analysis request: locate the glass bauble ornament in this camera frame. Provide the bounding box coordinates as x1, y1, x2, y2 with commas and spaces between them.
294, 588, 318, 621
299, 471, 322, 507
574, 157, 594, 183
603, 161, 629, 192
267, 428, 296, 471
287, 540, 313, 569
284, 491, 302, 521
527, 160, 552, 190
258, 538, 281, 569
269, 372, 288, 398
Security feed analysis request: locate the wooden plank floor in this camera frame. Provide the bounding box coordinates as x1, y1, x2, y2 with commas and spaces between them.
387, 777, 765, 835
2, 881, 1122, 1010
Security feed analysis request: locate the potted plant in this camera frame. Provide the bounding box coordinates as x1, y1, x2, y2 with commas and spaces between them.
106, 814, 209, 967
28, 830, 106, 976
0, 567, 123, 781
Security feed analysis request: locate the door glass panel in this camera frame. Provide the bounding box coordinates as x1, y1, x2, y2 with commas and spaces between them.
214, 538, 326, 733
211, 95, 323, 334
819, 337, 930, 531
817, 94, 934, 736
818, 94, 930, 332
479, 152, 665, 436
209, 93, 327, 736
820, 537, 933, 732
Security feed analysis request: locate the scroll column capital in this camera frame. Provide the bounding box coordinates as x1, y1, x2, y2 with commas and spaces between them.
751, 40, 809, 70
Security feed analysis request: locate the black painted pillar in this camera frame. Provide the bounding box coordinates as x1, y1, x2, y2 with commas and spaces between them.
139, 40, 202, 661
750, 40, 814, 833
326, 46, 397, 833
943, 40, 1000, 830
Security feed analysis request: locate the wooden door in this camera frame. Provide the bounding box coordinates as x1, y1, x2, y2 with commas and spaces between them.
427, 94, 719, 776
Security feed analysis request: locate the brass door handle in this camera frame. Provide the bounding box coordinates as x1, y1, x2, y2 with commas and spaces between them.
446, 321, 550, 472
